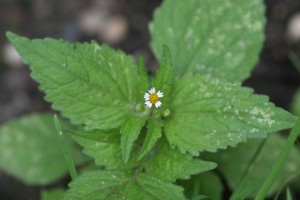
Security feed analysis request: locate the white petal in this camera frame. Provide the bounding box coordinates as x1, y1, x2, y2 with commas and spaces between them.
157, 91, 164, 97
155, 101, 162, 108
149, 87, 155, 94
145, 101, 152, 108
144, 93, 150, 100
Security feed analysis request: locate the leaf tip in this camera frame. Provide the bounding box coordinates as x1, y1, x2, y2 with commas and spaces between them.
6, 31, 17, 41
121, 139, 130, 164
5, 31, 28, 48
122, 150, 130, 164
161, 44, 171, 57
137, 151, 146, 161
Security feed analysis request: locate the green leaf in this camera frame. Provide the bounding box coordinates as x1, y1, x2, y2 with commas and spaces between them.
138, 118, 162, 160
286, 188, 293, 200
164, 75, 296, 155
72, 130, 214, 182
67, 128, 120, 143
0, 114, 87, 185
206, 134, 300, 198
136, 56, 150, 102
153, 45, 173, 103
150, 0, 265, 81
41, 188, 65, 200
7, 32, 139, 130
178, 171, 223, 200
64, 170, 186, 200
291, 88, 300, 116
145, 139, 216, 182
70, 130, 140, 170
121, 114, 147, 163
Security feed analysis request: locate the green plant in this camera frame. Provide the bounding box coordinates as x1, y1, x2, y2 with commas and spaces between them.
2, 0, 299, 199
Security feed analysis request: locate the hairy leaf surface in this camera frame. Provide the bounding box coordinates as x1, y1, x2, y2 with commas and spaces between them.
71, 130, 140, 170
64, 170, 186, 200
7, 32, 139, 130
71, 130, 214, 182
145, 139, 216, 182
153, 45, 173, 104
138, 118, 162, 160
164, 75, 296, 155
150, 0, 265, 81
121, 114, 147, 163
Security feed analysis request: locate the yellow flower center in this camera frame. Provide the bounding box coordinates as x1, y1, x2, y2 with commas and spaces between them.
149, 93, 159, 104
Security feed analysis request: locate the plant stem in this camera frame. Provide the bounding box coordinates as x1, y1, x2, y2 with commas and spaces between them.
230, 139, 266, 200
255, 117, 300, 200
192, 177, 201, 199
288, 51, 300, 74
54, 114, 78, 180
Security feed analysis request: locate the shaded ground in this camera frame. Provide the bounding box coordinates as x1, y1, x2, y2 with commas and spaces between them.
0, 0, 300, 199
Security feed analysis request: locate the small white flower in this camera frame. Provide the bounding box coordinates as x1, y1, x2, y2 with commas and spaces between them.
144, 87, 164, 108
